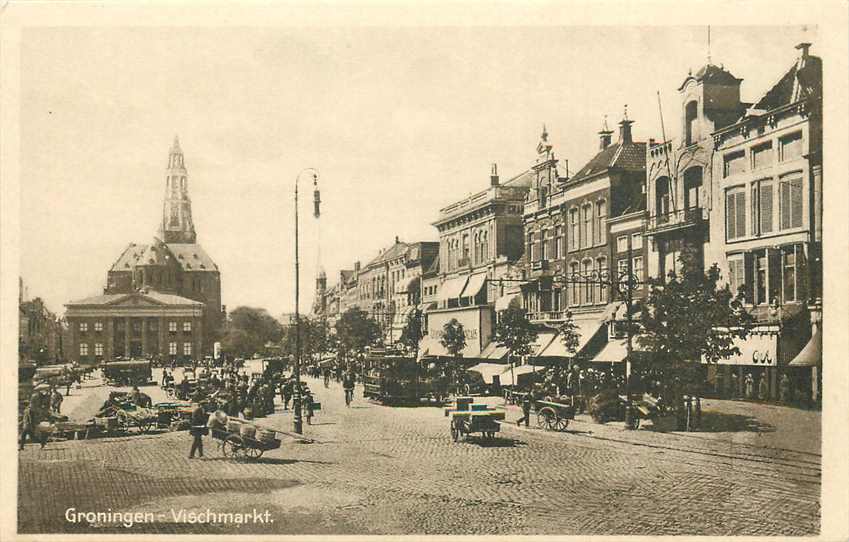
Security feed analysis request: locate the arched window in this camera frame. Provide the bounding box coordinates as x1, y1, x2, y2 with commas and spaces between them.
656, 177, 671, 222
582, 259, 594, 304
596, 257, 607, 303
595, 200, 607, 245
683, 167, 702, 210
569, 262, 580, 306
569, 208, 578, 250
581, 203, 593, 248
685, 100, 698, 146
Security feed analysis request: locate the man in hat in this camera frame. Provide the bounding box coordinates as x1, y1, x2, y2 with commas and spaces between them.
188, 393, 207, 459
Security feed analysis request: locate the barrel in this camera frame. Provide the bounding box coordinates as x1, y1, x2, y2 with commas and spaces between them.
239, 424, 257, 439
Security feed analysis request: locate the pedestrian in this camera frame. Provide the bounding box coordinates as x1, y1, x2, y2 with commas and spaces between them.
304, 389, 315, 425
282, 379, 293, 410
758, 373, 769, 401
779, 373, 791, 403
51, 387, 64, 414
744, 372, 754, 399
19, 404, 48, 450
343, 372, 355, 407
323, 367, 331, 388
516, 389, 534, 427
188, 397, 207, 459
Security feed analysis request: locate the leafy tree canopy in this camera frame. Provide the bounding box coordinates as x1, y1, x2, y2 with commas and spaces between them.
638, 248, 754, 369
494, 306, 538, 361
335, 308, 381, 358
221, 306, 284, 358
439, 318, 467, 358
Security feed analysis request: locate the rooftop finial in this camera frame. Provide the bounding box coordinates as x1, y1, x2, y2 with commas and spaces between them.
171, 134, 181, 153
601, 115, 610, 132
623, 104, 629, 121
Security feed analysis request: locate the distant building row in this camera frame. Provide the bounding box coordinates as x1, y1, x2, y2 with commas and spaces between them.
313, 43, 823, 402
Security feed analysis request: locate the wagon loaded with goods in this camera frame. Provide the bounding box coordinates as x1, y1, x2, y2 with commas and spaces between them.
588, 390, 667, 429
444, 396, 505, 442
206, 412, 299, 461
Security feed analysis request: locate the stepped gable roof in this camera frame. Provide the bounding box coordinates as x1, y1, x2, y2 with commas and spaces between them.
165, 243, 218, 271
752, 55, 822, 111
569, 141, 646, 183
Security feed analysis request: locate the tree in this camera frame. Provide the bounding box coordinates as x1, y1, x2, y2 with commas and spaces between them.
439, 318, 467, 395
335, 308, 381, 364
399, 308, 424, 356
638, 247, 754, 399
494, 304, 537, 364
220, 306, 284, 358
543, 310, 583, 393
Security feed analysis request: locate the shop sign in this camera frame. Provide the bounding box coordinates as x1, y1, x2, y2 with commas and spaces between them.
714, 333, 778, 366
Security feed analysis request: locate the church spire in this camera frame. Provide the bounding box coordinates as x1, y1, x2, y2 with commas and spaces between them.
159, 135, 197, 243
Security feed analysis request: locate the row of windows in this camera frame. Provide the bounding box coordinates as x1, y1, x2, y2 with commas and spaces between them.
726, 173, 803, 241
445, 229, 490, 271
78, 342, 193, 356
727, 244, 805, 305
423, 285, 438, 297
527, 200, 607, 262
79, 321, 192, 332
723, 131, 803, 178
615, 233, 643, 253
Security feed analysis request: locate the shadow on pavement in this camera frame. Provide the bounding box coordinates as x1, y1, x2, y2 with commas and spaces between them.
645, 411, 776, 433
468, 437, 526, 448
306, 422, 336, 426
201, 456, 337, 466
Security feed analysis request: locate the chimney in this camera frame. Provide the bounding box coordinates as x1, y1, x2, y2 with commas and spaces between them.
796, 42, 811, 59
395, 235, 399, 244
490, 163, 499, 186
354, 261, 361, 272
598, 116, 613, 150
618, 106, 634, 145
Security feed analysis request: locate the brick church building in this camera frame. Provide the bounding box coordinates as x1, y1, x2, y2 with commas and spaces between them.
65, 138, 223, 364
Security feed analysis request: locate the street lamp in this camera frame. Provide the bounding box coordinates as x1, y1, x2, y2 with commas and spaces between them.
292, 167, 321, 435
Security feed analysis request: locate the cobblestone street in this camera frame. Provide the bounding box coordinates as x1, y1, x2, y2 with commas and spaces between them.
18, 369, 820, 535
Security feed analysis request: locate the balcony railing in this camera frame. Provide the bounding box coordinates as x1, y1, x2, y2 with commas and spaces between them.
647, 207, 705, 234
528, 310, 568, 322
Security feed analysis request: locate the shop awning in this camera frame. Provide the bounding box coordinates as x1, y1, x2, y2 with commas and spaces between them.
498, 364, 546, 387
530, 331, 558, 357
467, 362, 510, 384
479, 341, 509, 361
438, 275, 469, 304
417, 335, 447, 359
494, 291, 521, 312
591, 338, 647, 363
789, 327, 821, 367
460, 272, 488, 300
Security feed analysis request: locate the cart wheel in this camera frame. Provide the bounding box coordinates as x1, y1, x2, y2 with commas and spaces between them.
627, 416, 641, 430
245, 447, 263, 459
537, 407, 556, 430
137, 421, 153, 434
555, 418, 570, 431
222, 434, 244, 458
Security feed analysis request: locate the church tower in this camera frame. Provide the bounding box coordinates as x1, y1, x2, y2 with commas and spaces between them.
159, 136, 197, 244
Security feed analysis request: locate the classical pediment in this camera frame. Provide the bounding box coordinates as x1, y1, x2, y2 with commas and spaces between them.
106, 293, 165, 307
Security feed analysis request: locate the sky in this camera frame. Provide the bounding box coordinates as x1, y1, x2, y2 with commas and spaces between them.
19, 24, 817, 318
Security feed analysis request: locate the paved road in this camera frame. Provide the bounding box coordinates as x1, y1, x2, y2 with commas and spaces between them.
18, 370, 820, 535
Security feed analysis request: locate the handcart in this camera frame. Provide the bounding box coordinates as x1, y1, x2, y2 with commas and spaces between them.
444, 396, 505, 442
534, 398, 576, 431
209, 416, 284, 460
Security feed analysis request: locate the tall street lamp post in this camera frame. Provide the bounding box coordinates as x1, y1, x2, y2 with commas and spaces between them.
292, 167, 321, 435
